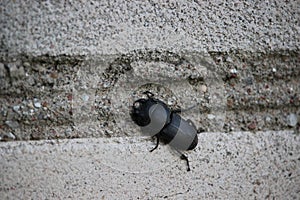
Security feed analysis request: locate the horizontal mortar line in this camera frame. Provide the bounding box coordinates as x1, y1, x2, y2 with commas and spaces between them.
0, 90, 73, 97
0, 130, 296, 148
10, 103, 298, 127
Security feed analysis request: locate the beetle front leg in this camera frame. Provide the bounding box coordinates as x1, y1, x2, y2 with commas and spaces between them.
149, 135, 160, 152
172, 103, 199, 114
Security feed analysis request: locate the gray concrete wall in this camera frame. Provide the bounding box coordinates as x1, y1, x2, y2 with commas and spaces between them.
1, 0, 299, 55
1, 0, 300, 199
1, 131, 299, 199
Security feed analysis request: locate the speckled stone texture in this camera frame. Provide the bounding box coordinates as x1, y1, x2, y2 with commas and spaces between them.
1, 0, 299, 55
1, 0, 300, 199
1, 131, 299, 199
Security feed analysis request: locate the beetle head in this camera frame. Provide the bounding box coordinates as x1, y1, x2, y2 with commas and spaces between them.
130, 98, 154, 126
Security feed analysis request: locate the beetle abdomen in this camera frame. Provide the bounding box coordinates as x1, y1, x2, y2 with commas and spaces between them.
187, 134, 198, 150
159, 113, 198, 151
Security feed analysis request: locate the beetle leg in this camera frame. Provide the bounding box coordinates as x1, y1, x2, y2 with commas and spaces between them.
197, 127, 206, 134
171, 108, 182, 113
180, 154, 191, 171
149, 136, 160, 152
173, 149, 191, 171
172, 103, 199, 114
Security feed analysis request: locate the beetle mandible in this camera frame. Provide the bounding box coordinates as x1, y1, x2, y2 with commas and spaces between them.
130, 91, 198, 171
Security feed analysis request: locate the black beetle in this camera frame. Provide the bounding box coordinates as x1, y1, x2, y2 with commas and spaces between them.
130, 91, 198, 171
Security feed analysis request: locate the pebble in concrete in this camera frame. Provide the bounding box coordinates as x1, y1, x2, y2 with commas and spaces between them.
287, 113, 298, 127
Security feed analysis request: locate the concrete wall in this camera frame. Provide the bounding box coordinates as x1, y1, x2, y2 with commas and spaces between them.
2, 0, 299, 55
1, 0, 300, 199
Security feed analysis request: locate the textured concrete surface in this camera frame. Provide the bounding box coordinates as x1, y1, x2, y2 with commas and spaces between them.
1, 0, 299, 56
0, 50, 299, 140
1, 131, 299, 199
1, 0, 300, 199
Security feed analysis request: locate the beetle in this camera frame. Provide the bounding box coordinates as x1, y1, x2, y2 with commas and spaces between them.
130, 91, 198, 171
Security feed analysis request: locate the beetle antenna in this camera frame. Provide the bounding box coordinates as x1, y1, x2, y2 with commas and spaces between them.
143, 91, 154, 98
